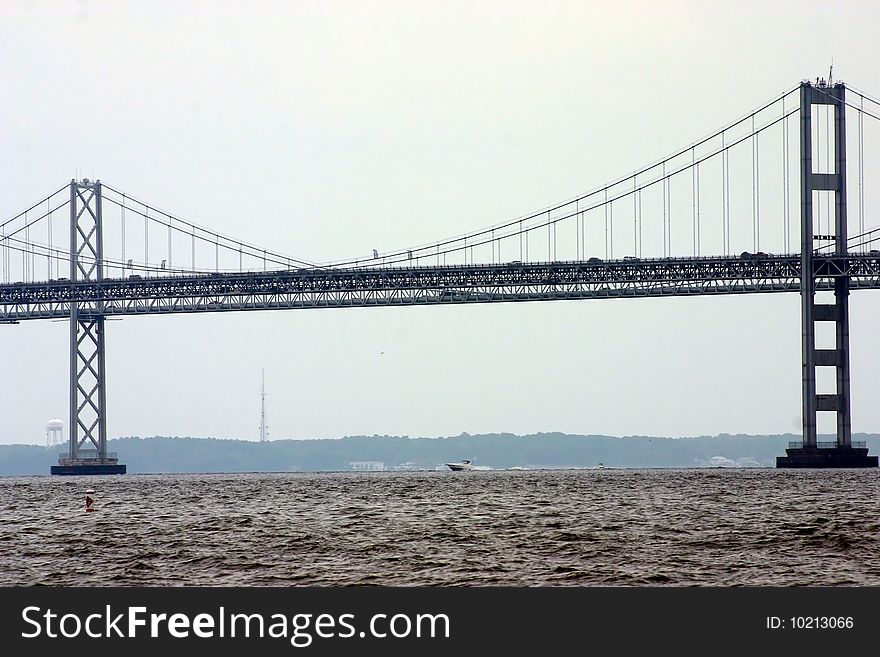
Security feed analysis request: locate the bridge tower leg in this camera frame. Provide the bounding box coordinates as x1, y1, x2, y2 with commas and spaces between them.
51, 179, 125, 475
778, 81, 877, 468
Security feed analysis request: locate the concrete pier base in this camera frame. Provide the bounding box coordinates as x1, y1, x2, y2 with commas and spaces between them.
51, 460, 126, 475
776, 446, 878, 468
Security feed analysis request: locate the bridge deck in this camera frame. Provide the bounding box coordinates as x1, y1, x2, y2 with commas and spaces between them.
2, 253, 879, 321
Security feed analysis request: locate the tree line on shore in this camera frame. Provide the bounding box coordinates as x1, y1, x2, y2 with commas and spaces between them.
3, 432, 879, 475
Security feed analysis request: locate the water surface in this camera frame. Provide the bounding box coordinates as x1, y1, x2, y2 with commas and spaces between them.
1, 469, 878, 586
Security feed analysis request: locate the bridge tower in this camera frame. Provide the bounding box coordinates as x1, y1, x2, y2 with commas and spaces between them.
51, 179, 126, 475
778, 81, 877, 467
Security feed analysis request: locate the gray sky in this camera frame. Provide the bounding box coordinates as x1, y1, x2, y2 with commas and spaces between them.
2, 0, 880, 445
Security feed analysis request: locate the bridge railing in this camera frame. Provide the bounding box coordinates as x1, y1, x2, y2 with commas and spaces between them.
787, 441, 867, 449
56, 450, 118, 461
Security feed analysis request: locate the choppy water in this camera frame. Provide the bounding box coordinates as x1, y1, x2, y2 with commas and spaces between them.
1, 469, 879, 586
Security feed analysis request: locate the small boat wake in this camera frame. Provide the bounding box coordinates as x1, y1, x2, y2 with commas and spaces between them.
444, 460, 492, 472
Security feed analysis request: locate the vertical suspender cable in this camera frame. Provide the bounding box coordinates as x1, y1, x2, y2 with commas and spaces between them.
859, 97, 865, 250
27, 212, 33, 281
783, 100, 790, 252
192, 227, 196, 271
691, 148, 696, 256
47, 198, 52, 279
726, 145, 731, 252
519, 221, 523, 262
661, 163, 667, 257
751, 114, 757, 251
756, 118, 760, 251
609, 195, 613, 259
696, 160, 701, 256
632, 177, 637, 257
666, 170, 671, 257
721, 131, 727, 255
24, 213, 29, 281
725, 131, 731, 254
27, 211, 33, 280
637, 188, 642, 258
604, 189, 609, 259
547, 210, 552, 262
580, 203, 585, 259
145, 205, 149, 270
121, 194, 126, 271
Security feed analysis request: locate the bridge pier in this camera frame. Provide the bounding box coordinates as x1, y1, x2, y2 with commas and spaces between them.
51, 179, 125, 475
778, 81, 876, 468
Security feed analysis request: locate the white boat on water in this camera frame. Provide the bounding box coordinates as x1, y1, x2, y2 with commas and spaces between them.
444, 459, 475, 472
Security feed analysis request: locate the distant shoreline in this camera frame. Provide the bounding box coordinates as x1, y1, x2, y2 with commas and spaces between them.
3, 432, 879, 476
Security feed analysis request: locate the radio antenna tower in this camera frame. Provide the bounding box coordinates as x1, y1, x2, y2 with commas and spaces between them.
259, 368, 269, 442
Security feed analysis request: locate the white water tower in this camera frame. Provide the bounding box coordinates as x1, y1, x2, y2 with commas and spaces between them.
46, 419, 64, 449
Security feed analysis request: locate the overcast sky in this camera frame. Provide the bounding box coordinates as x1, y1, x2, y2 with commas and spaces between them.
2, 0, 879, 445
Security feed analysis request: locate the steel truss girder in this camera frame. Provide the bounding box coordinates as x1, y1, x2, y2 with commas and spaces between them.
1, 254, 879, 321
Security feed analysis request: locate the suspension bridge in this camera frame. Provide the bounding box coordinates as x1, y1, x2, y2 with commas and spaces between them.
2, 79, 879, 473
